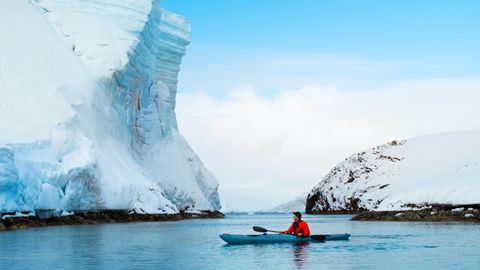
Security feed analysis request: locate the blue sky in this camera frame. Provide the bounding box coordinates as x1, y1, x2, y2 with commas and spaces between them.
162, 1, 480, 211
163, 0, 479, 97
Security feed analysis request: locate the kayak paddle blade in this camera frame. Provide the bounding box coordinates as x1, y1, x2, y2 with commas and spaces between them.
252, 226, 268, 233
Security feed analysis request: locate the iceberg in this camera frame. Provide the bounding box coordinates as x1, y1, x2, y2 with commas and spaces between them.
0, 0, 220, 214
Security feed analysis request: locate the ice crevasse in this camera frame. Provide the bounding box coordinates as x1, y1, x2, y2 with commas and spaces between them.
0, 0, 221, 213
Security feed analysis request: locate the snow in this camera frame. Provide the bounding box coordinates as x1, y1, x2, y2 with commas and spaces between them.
0, 0, 94, 144
0, 0, 220, 213
307, 131, 480, 212
1, 212, 35, 219
32, 0, 152, 78
60, 210, 74, 216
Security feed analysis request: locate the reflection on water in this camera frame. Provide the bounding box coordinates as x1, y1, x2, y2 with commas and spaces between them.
293, 242, 310, 269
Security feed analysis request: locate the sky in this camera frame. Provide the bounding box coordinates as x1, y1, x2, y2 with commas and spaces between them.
161, 0, 480, 211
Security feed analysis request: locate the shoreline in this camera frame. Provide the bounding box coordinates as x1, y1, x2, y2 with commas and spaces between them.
306, 210, 363, 215
0, 210, 224, 231
351, 204, 480, 222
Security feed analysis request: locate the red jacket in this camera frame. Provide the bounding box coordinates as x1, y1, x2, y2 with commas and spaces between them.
284, 220, 310, 236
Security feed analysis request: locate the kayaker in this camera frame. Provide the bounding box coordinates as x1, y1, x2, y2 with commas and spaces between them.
283, 211, 310, 237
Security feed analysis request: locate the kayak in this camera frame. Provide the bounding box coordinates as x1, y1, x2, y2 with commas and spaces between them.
219, 233, 351, 245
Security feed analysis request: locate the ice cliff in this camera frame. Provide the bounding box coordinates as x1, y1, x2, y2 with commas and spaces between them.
306, 131, 480, 213
0, 0, 220, 213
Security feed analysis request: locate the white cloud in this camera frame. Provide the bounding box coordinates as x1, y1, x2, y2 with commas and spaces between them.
176, 79, 480, 211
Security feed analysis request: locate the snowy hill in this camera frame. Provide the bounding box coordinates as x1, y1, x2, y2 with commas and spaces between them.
306, 131, 480, 213
0, 0, 220, 214
270, 193, 307, 213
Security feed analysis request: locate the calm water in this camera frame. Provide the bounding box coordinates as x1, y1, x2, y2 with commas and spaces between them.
1, 213, 479, 269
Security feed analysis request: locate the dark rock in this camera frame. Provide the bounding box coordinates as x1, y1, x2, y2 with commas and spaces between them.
346, 171, 355, 183
0, 210, 224, 231
378, 155, 403, 162
305, 192, 321, 214
351, 204, 480, 222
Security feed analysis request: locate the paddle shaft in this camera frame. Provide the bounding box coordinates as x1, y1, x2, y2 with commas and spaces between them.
252, 226, 326, 240
253, 226, 284, 234
265, 229, 284, 233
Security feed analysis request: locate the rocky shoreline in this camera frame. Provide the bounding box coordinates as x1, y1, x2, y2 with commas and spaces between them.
0, 210, 224, 231
351, 204, 480, 222
307, 210, 363, 215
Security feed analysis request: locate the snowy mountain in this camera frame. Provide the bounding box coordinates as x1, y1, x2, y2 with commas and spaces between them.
0, 0, 220, 214
270, 193, 307, 213
306, 131, 480, 213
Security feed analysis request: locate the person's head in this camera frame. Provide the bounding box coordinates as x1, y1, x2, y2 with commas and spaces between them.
293, 211, 302, 222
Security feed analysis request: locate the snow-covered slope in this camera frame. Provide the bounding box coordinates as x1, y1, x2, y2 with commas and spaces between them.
0, 0, 220, 213
270, 193, 307, 213
306, 131, 480, 213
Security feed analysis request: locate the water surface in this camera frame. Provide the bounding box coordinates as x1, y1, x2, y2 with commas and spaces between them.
1, 213, 479, 269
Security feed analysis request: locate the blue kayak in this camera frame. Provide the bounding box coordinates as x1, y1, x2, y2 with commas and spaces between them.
219, 233, 351, 244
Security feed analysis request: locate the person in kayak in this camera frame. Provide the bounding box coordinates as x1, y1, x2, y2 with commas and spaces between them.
283, 211, 310, 237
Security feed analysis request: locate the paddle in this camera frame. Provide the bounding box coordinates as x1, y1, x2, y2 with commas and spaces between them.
252, 226, 284, 233
252, 226, 327, 241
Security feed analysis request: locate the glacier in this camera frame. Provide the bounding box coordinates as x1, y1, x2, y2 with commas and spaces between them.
306, 131, 480, 213
0, 0, 220, 214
